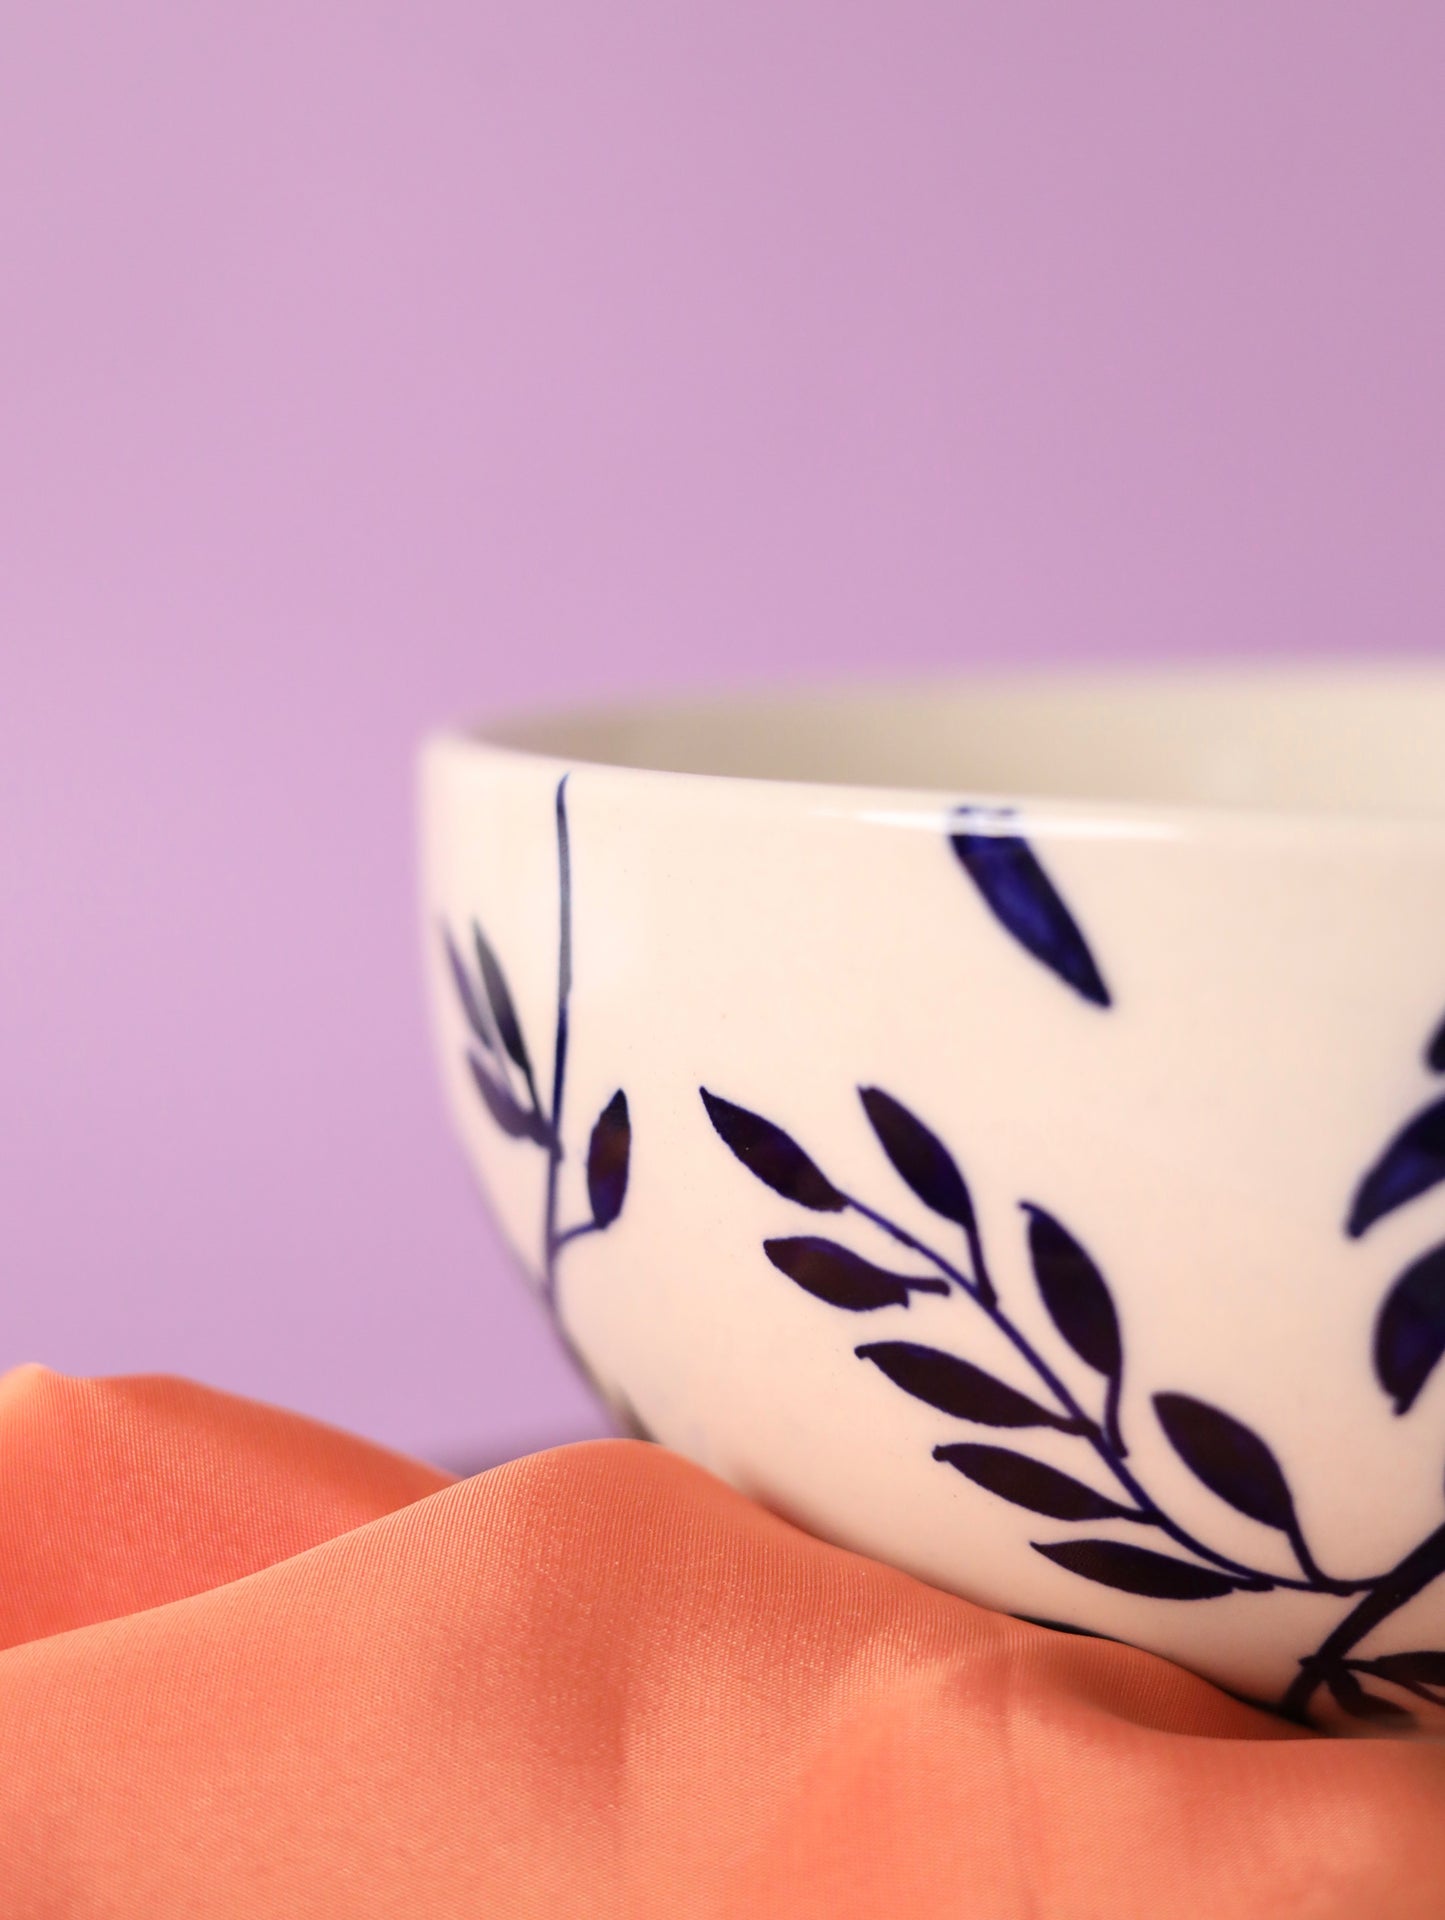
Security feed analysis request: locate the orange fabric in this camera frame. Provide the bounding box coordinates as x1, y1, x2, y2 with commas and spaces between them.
0, 1367, 1442, 1917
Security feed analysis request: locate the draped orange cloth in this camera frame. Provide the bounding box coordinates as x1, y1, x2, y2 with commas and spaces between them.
1, 1366, 1443, 1916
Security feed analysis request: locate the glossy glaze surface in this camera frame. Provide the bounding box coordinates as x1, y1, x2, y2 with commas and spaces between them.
423, 671, 1445, 1724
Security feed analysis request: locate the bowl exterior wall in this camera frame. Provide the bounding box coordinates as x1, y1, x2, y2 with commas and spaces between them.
422, 734, 1445, 1722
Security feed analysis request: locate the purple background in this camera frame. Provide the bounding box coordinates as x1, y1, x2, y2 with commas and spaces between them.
4, 5, 1443, 1467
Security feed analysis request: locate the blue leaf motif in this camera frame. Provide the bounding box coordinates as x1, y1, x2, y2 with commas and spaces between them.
1023, 1205, 1121, 1381
934, 1444, 1137, 1521
1427, 1009, 1445, 1074
765, 1237, 948, 1310
469, 1053, 551, 1146
1374, 1242, 1445, 1415
444, 928, 494, 1051
586, 1090, 631, 1229
1348, 1099, 1445, 1238
1153, 1393, 1296, 1532
857, 1341, 1082, 1431
473, 922, 533, 1080
1362, 1652, 1445, 1702
1032, 1538, 1240, 1600
950, 807, 1111, 1008
701, 1090, 848, 1212
859, 1088, 976, 1230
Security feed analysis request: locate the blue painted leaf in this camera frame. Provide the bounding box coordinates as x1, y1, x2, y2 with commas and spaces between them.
473, 922, 533, 1079
701, 1090, 847, 1212
934, 1444, 1137, 1521
766, 1237, 948, 1310
1428, 1012, 1445, 1074
1032, 1538, 1239, 1600
950, 808, 1111, 1008
859, 1088, 976, 1231
1023, 1205, 1121, 1381
444, 928, 493, 1051
468, 1053, 550, 1146
1152, 1392, 1296, 1532
586, 1090, 630, 1229
1374, 1242, 1445, 1414
1327, 1669, 1414, 1725
1347, 1098, 1445, 1237
1364, 1652, 1445, 1701
857, 1341, 1080, 1430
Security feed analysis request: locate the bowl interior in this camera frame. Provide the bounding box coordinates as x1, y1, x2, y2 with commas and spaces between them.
482, 666, 1445, 819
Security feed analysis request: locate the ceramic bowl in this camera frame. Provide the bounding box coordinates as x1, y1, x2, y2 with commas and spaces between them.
421, 667, 1445, 1728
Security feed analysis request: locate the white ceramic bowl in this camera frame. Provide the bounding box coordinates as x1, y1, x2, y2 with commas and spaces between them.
421, 667, 1445, 1728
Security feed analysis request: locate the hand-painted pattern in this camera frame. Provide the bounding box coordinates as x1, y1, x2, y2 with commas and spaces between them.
950, 807, 1111, 1007
700, 816, 1445, 1728
443, 775, 630, 1308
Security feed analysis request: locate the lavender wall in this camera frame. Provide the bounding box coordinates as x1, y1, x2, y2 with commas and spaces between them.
4, 4, 1442, 1464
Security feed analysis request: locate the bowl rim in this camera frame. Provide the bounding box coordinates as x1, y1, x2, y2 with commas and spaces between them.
424, 661, 1445, 840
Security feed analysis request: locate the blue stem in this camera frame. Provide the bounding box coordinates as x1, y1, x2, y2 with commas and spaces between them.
844, 1189, 1371, 1598
541, 775, 572, 1304
554, 1219, 599, 1254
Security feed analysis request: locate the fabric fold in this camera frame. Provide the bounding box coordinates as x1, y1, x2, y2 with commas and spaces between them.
0, 1366, 1441, 1918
